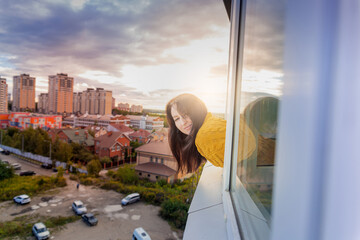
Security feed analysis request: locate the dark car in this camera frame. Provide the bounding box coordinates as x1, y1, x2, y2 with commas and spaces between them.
20, 170, 36, 176
41, 163, 52, 169
82, 213, 98, 226
3, 150, 10, 155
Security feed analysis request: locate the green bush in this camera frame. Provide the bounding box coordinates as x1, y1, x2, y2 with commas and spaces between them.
114, 165, 139, 185
160, 199, 189, 230
86, 160, 102, 177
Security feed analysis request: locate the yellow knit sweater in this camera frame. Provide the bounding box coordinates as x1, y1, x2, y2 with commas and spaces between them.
195, 113, 256, 167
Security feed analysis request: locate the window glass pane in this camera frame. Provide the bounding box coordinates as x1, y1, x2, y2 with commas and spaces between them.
232, 0, 285, 233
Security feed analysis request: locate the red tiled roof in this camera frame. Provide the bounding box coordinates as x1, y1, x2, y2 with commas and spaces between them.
135, 162, 176, 177
129, 129, 151, 138
136, 139, 173, 156
95, 132, 127, 149
110, 124, 133, 133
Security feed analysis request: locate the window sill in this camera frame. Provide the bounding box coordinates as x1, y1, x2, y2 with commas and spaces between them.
183, 162, 229, 240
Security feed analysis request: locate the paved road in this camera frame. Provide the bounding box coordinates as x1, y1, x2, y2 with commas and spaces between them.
0, 153, 56, 177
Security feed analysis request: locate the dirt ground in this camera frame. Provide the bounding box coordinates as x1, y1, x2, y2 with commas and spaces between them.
0, 176, 183, 240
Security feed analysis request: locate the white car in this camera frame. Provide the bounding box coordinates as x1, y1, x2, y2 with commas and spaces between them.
132, 227, 151, 240
121, 193, 140, 206
32, 222, 50, 240
72, 200, 87, 215
11, 163, 21, 170
13, 194, 31, 204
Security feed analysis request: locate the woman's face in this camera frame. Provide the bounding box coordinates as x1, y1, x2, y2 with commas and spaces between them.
171, 106, 193, 135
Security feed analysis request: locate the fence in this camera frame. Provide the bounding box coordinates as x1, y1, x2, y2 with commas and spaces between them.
0, 144, 87, 174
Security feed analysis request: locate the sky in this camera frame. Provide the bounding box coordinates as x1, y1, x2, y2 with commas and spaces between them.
0, 0, 230, 113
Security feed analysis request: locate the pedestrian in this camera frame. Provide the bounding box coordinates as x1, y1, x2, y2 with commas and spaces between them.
77, 183, 80, 189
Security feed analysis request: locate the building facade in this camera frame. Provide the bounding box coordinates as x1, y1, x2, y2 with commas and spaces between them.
117, 103, 130, 112
48, 73, 73, 115
73, 88, 112, 115
135, 139, 191, 183
6, 112, 62, 129
63, 114, 130, 128
0, 77, 8, 113
12, 74, 36, 112
38, 93, 49, 114
126, 115, 164, 131
130, 104, 143, 113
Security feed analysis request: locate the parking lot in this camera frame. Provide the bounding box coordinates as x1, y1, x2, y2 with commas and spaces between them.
0, 154, 183, 240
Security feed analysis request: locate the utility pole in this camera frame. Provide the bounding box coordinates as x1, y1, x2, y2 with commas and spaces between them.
1, 130, 2, 145
22, 134, 24, 152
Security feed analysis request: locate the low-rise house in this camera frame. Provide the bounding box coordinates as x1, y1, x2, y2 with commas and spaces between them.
107, 123, 134, 136
129, 129, 151, 144
48, 129, 94, 151
135, 138, 192, 183
94, 131, 131, 161
84, 125, 108, 138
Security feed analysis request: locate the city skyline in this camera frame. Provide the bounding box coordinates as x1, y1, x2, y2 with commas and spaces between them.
0, 0, 230, 113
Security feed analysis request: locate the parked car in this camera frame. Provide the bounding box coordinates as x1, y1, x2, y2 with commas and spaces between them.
41, 163, 52, 169
82, 213, 98, 226
11, 163, 21, 170
121, 193, 140, 206
0, 160, 9, 165
132, 227, 151, 240
3, 150, 10, 155
72, 200, 87, 215
20, 170, 36, 176
13, 194, 31, 204
32, 222, 50, 240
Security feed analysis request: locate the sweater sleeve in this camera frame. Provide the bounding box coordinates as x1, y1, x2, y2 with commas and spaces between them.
195, 114, 256, 168
195, 113, 226, 167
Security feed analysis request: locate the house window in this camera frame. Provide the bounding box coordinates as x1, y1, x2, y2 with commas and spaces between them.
148, 174, 150, 177
228, 0, 285, 238
117, 145, 120, 151
155, 157, 158, 163
150, 156, 153, 162
139, 172, 142, 176
161, 158, 164, 164
156, 176, 159, 179
112, 146, 115, 152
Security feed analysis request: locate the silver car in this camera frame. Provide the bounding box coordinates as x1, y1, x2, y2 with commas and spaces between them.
121, 193, 140, 206
72, 200, 87, 215
32, 222, 50, 240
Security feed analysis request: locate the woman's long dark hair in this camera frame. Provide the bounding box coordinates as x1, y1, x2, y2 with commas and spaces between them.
166, 94, 208, 173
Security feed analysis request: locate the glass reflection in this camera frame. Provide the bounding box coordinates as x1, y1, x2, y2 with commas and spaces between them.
235, 0, 285, 227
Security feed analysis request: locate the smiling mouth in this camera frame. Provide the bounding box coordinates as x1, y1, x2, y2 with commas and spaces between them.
184, 125, 192, 131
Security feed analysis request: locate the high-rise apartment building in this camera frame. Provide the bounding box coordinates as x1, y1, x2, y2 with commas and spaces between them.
0, 77, 8, 113
130, 104, 143, 113
48, 73, 73, 115
74, 88, 112, 115
38, 93, 49, 114
12, 74, 36, 112
117, 103, 130, 111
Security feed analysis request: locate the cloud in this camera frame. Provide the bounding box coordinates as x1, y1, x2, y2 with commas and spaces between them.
0, 0, 227, 78
209, 64, 228, 78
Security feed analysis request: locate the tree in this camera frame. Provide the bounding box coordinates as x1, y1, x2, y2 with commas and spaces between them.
100, 156, 111, 164
0, 162, 14, 181
86, 160, 102, 177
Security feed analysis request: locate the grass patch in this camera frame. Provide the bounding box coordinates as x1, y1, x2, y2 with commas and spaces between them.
0, 214, 80, 239
0, 175, 67, 201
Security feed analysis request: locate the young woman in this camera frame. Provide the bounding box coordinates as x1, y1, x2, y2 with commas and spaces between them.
166, 93, 256, 173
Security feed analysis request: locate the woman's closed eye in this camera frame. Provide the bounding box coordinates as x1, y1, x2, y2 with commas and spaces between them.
174, 117, 180, 122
